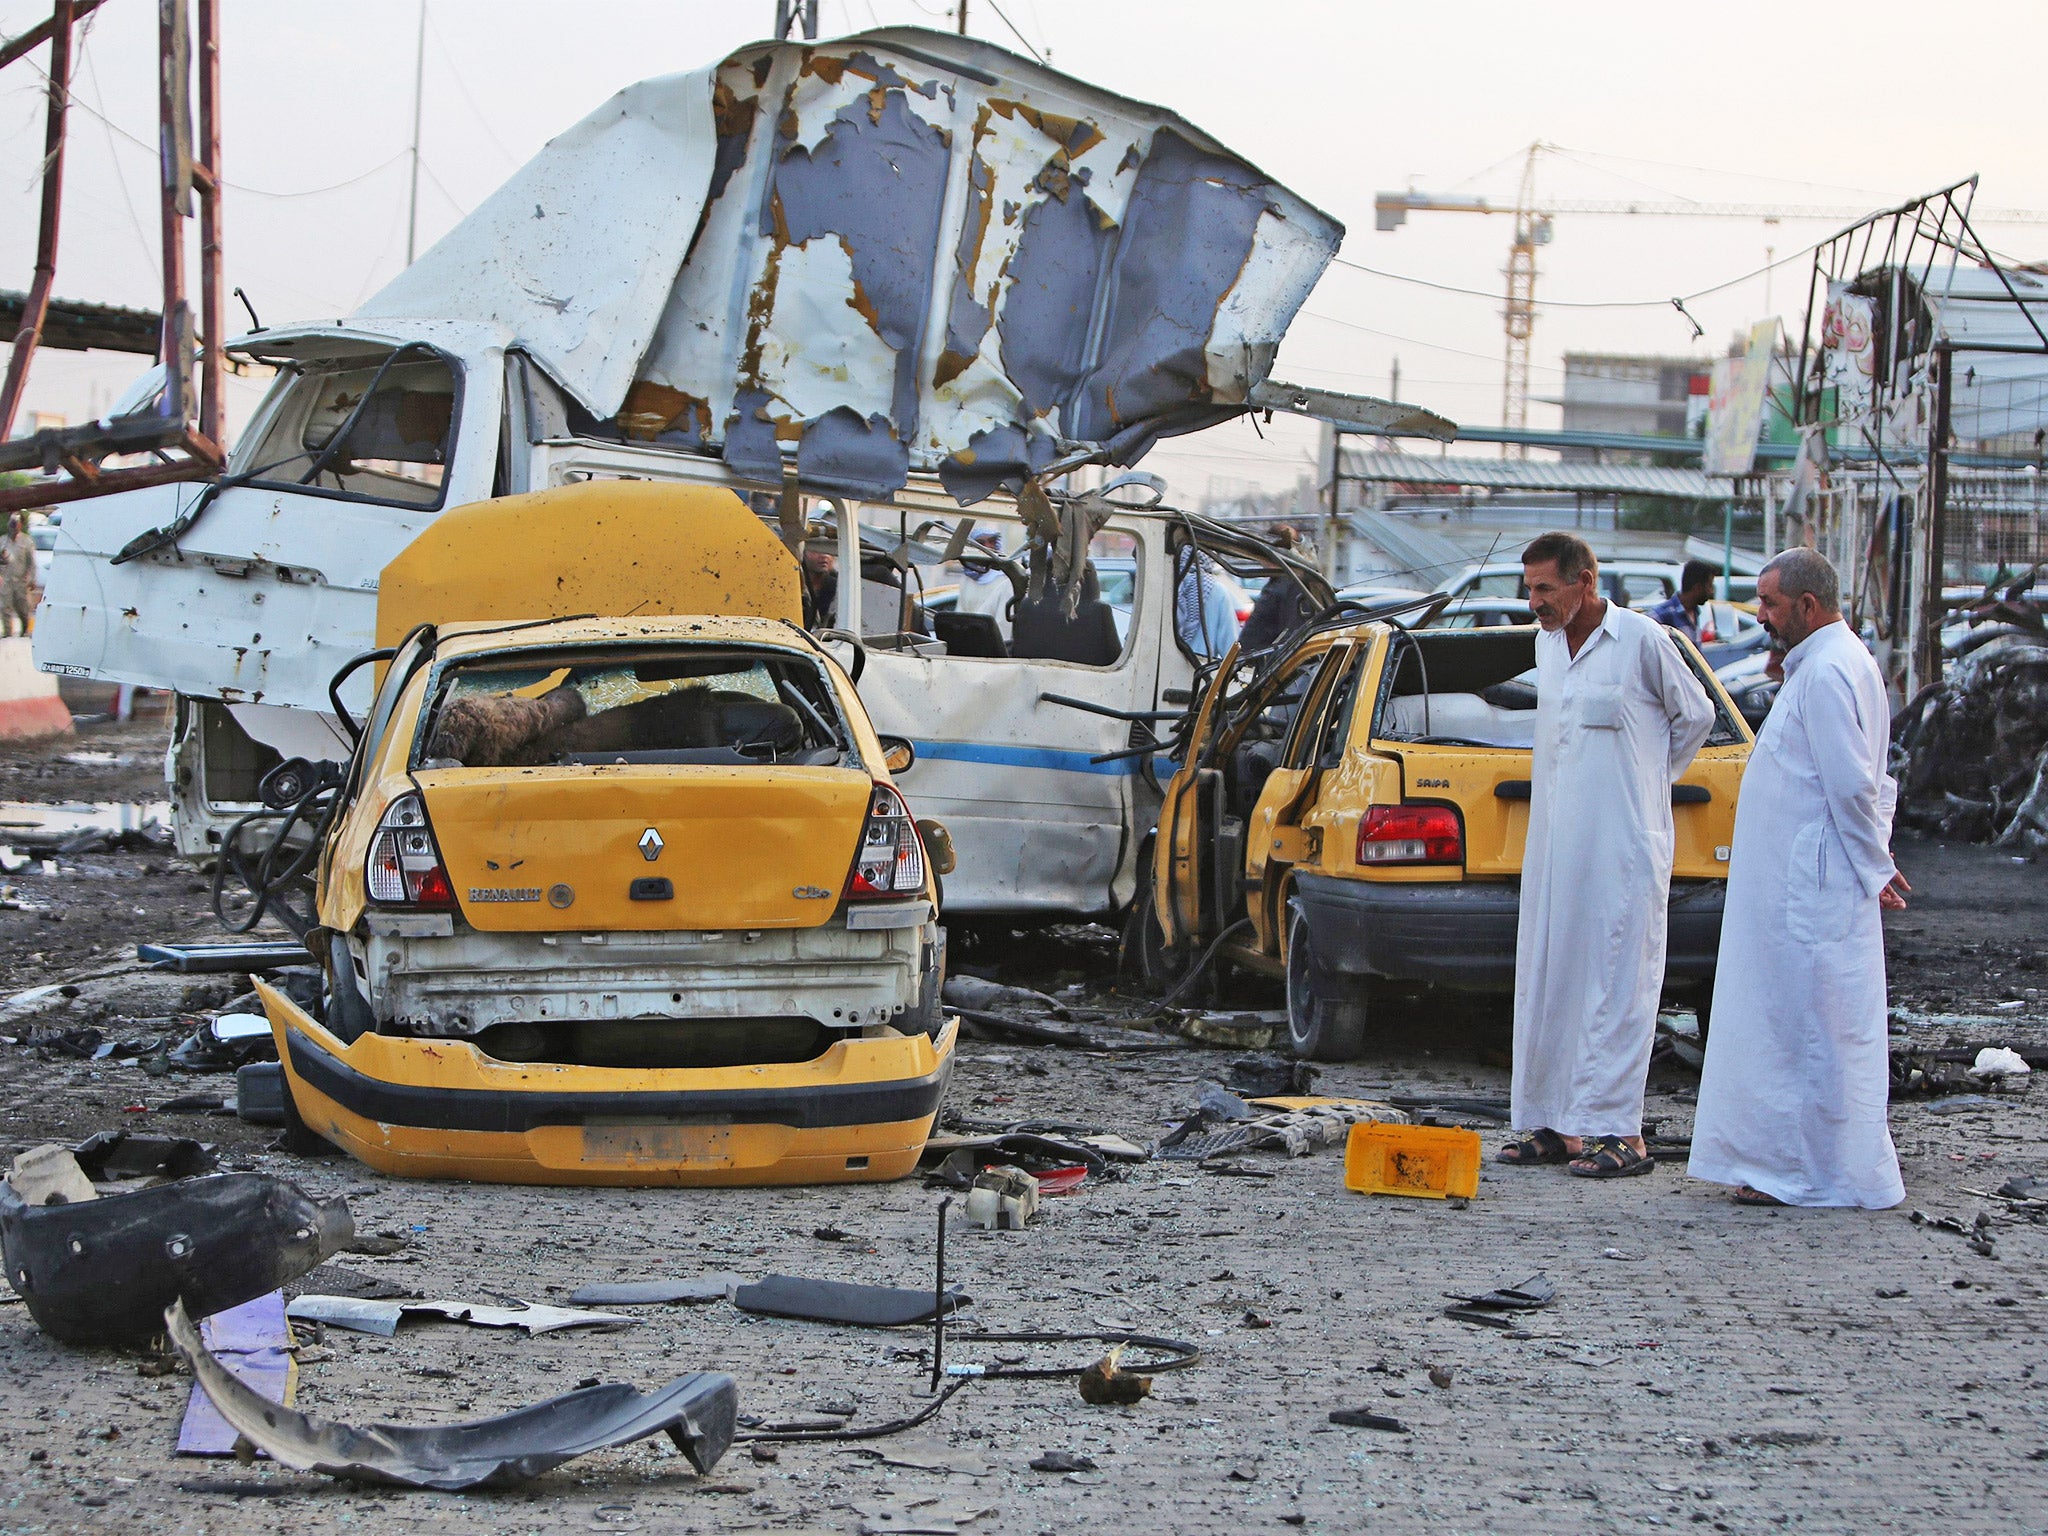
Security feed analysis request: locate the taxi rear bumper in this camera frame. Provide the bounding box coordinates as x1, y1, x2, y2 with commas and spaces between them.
1292, 872, 1725, 989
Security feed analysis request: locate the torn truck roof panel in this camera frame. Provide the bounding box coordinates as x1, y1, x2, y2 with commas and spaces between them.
354, 27, 1342, 502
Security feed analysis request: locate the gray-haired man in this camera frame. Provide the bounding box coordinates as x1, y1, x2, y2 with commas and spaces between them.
1688, 549, 1908, 1208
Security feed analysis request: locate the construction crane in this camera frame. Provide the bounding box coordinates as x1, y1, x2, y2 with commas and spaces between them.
1375, 144, 2048, 447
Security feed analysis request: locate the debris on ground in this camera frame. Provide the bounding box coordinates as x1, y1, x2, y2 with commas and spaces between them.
1970, 1045, 2034, 1080
1, 1133, 351, 1345
167, 1299, 737, 1490
732, 1274, 969, 1327
1029, 1450, 1097, 1472
1155, 1087, 1406, 1161
1329, 1409, 1410, 1433
283, 1295, 639, 1337
1444, 1272, 1557, 1331
1908, 1209, 1999, 1257
965, 1165, 1040, 1230
176, 1291, 297, 1457
1343, 1122, 1483, 1200
568, 1274, 744, 1307
1077, 1343, 1152, 1406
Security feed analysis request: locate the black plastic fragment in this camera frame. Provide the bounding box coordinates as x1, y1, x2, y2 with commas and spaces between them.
732, 1273, 969, 1327
1329, 1409, 1409, 1433
0, 1137, 352, 1345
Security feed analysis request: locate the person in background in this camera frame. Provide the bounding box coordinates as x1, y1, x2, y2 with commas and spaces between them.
1238, 523, 1320, 654
1649, 559, 1720, 644
1174, 544, 1241, 661
801, 546, 838, 630
1499, 532, 1715, 1180
956, 530, 1015, 641
1688, 548, 1908, 1208
0, 514, 33, 637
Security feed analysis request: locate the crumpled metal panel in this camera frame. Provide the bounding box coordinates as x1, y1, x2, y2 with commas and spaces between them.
356, 28, 1341, 503
167, 1299, 738, 1491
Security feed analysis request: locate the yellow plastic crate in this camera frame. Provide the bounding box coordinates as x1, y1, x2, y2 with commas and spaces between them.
1343, 1122, 1482, 1200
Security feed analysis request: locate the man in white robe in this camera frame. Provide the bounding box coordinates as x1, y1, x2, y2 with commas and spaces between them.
1503, 533, 1716, 1178
1689, 549, 1908, 1208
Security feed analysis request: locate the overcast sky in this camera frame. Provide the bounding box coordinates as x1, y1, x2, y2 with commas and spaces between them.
5, 0, 2045, 498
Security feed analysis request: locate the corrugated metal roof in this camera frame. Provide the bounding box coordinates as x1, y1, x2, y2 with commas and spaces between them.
1338, 449, 1731, 499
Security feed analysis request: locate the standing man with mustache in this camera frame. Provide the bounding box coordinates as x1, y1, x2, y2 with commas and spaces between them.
1499, 533, 1715, 1178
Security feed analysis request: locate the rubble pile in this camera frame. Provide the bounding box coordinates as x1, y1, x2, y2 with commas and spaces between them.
1894, 630, 2048, 849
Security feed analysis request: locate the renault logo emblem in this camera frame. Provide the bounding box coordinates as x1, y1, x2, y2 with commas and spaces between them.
638, 828, 664, 861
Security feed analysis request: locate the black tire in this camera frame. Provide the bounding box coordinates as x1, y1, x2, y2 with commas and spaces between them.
275, 1069, 339, 1157
900, 927, 947, 1039
1121, 864, 1179, 990
324, 953, 375, 1045
1285, 900, 1368, 1061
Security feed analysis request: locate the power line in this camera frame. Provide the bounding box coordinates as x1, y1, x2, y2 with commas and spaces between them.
14, 55, 409, 199
1328, 238, 1823, 312
983, 0, 1046, 61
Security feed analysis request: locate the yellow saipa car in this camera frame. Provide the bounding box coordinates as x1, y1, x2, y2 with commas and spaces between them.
1139, 616, 1751, 1059
251, 484, 954, 1185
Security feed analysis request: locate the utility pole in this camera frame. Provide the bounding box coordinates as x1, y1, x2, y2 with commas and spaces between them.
404, 0, 425, 266
773, 1, 817, 39
957, 1, 969, 34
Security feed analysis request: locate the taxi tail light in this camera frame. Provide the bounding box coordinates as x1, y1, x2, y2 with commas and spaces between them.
1357, 804, 1462, 866
846, 783, 926, 899
365, 792, 456, 908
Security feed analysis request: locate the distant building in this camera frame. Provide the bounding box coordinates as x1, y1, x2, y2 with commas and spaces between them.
1553, 353, 1710, 455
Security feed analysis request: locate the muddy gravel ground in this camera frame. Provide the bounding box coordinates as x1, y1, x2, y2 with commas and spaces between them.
2, 719, 2046, 1535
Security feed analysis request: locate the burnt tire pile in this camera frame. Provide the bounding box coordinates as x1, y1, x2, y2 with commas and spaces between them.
1895, 632, 2048, 850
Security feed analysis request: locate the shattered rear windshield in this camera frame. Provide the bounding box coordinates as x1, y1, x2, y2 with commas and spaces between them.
417, 648, 848, 769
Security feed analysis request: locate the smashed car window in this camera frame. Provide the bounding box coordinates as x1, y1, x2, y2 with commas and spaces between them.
234, 351, 456, 509
417, 648, 847, 769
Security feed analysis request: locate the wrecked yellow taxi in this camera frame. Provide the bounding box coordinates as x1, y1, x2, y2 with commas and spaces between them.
1137, 616, 1750, 1059
252, 483, 955, 1185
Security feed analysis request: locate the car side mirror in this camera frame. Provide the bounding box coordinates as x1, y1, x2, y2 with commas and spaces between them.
878, 735, 915, 774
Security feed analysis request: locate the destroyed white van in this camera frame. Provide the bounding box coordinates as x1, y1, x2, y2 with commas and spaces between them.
29, 27, 1448, 919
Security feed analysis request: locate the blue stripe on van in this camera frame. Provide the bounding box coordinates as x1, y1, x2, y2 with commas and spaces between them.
909, 741, 1174, 778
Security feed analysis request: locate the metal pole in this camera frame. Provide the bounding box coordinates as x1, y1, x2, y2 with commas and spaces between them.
405, 0, 425, 266
956, 0, 968, 34
929, 1195, 951, 1394
194, 0, 223, 451
0, 0, 74, 441
159, 0, 193, 425
1722, 490, 1735, 601
1920, 344, 1953, 689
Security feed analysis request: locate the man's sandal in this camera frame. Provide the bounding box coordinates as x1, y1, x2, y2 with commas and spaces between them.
1566, 1136, 1655, 1179
1496, 1128, 1574, 1166
1733, 1185, 1785, 1206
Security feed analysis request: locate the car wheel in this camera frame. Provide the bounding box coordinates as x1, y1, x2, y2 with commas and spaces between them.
1121, 868, 1179, 991
275, 1071, 338, 1157
1285, 900, 1368, 1062
324, 956, 375, 1045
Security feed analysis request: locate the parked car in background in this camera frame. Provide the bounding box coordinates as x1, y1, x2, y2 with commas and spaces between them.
1435, 559, 1682, 612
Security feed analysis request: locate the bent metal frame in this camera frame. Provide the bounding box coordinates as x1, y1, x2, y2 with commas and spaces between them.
0, 0, 227, 516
